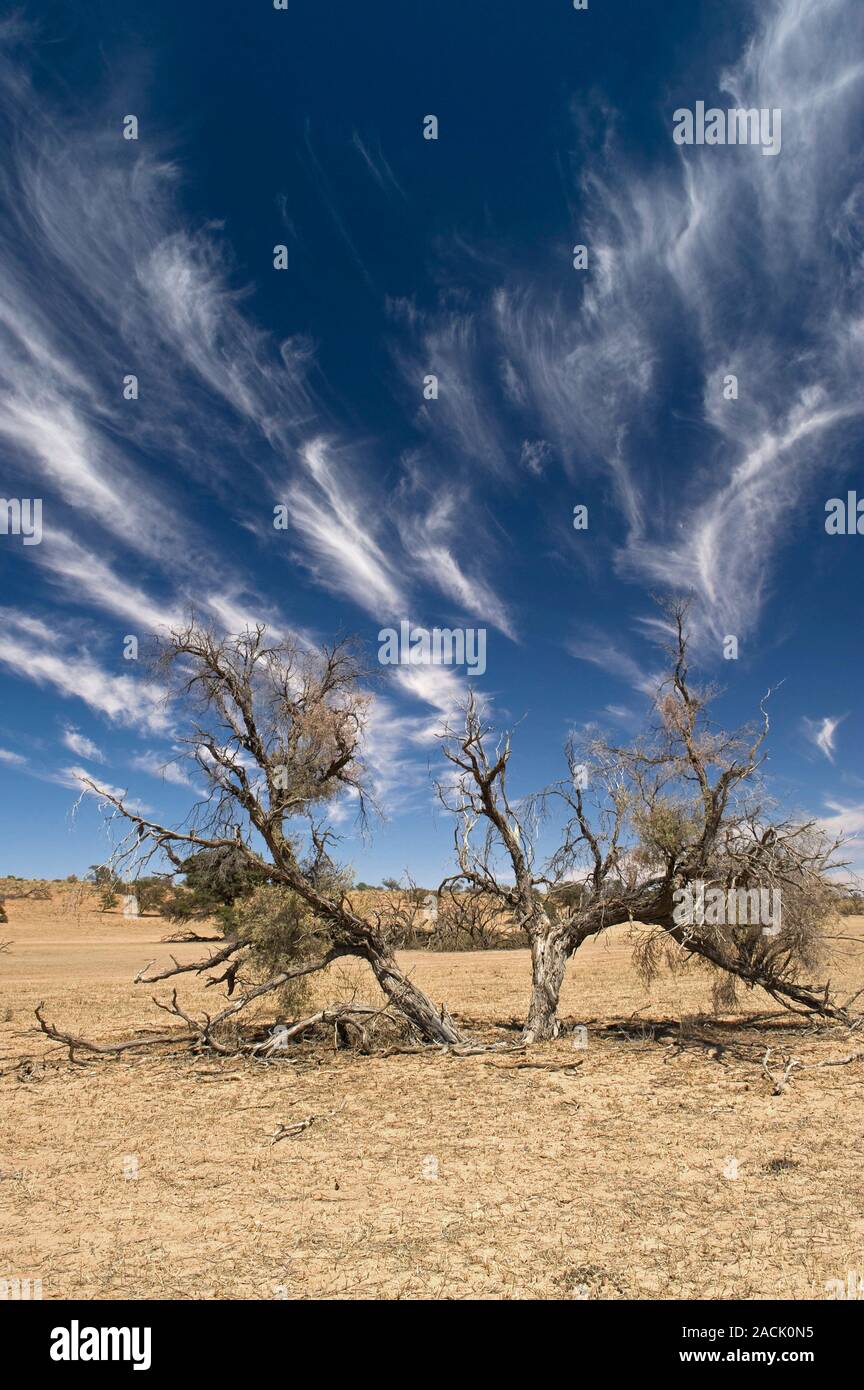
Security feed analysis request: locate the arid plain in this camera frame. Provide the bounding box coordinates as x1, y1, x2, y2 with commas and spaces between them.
2, 886, 863, 1301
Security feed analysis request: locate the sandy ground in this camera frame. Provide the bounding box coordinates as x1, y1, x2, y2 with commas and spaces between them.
2, 891, 864, 1301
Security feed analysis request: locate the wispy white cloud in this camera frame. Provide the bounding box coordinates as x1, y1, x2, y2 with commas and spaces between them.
388, 0, 864, 654
820, 799, 864, 839
141, 229, 317, 443
803, 714, 846, 762
61, 728, 105, 763
567, 630, 659, 696
360, 697, 434, 814
414, 542, 516, 639
0, 26, 318, 667
619, 0, 864, 640
129, 750, 199, 789
285, 438, 406, 614
303, 122, 375, 289
389, 301, 511, 475
604, 703, 639, 725
818, 799, 864, 877
351, 132, 406, 200
390, 662, 475, 740
0, 747, 26, 765
520, 439, 551, 477
58, 764, 148, 813
38, 533, 185, 632
393, 466, 517, 639
0, 616, 168, 733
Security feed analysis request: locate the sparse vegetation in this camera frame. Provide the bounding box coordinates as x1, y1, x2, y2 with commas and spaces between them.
26, 607, 859, 1065
71, 621, 462, 1046
4, 886, 864, 1301
438, 600, 856, 1040
1, 605, 862, 1308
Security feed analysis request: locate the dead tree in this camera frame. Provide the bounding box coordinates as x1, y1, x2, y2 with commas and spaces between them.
81, 622, 460, 1046
439, 600, 858, 1041
434, 887, 510, 950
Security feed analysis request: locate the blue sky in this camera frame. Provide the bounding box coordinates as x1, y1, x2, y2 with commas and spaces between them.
0, 0, 863, 885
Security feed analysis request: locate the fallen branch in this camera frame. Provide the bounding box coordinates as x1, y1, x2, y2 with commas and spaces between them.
33, 951, 383, 1062
761, 1047, 803, 1095
808, 1049, 864, 1069
270, 1115, 319, 1143
270, 1099, 347, 1144
486, 1057, 585, 1072
35, 1002, 196, 1062
159, 930, 224, 944
374, 1039, 525, 1058
249, 1002, 391, 1056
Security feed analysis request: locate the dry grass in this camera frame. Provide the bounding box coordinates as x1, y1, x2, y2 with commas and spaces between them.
2, 886, 863, 1300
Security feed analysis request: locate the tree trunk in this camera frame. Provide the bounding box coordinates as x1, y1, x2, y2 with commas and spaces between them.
363, 941, 462, 1044
524, 929, 570, 1042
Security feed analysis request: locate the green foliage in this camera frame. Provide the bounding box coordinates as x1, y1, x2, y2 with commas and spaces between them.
633, 799, 702, 866
132, 877, 171, 915
162, 848, 271, 929
232, 885, 332, 1014
548, 883, 589, 913
89, 863, 123, 913
231, 855, 352, 1014
88, 864, 119, 889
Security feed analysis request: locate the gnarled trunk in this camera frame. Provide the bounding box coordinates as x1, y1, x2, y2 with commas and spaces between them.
524, 929, 570, 1042
363, 941, 462, 1044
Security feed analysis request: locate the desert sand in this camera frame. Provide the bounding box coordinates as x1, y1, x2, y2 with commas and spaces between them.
2, 888, 863, 1300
